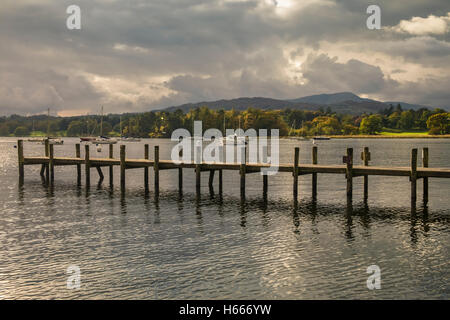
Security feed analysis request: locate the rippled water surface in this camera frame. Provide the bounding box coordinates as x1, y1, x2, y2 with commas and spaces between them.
0, 137, 449, 299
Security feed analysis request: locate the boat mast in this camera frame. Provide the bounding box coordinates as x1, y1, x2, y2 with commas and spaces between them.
120, 116, 122, 138
47, 108, 50, 137
100, 106, 103, 136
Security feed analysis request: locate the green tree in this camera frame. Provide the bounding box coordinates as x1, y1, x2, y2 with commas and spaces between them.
427, 113, 450, 135
14, 126, 30, 136
360, 115, 382, 134
67, 120, 85, 136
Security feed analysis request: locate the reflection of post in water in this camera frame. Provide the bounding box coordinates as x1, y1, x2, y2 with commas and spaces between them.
195, 198, 204, 234
292, 200, 300, 233
17, 184, 25, 206
410, 205, 418, 245
120, 191, 127, 215
154, 198, 161, 224
239, 201, 247, 229
359, 201, 371, 235
421, 205, 430, 234
208, 170, 215, 199
344, 201, 354, 241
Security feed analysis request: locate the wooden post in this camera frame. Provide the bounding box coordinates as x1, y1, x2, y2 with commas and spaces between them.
109, 144, 114, 187
262, 145, 268, 201
422, 148, 429, 205
76, 144, 81, 186
144, 144, 149, 193
411, 148, 418, 205
219, 169, 223, 195
120, 145, 126, 191
49, 144, 54, 184
209, 170, 215, 190
293, 147, 299, 201
240, 144, 246, 200
178, 146, 183, 193
362, 146, 370, 201
44, 139, 49, 182
154, 146, 159, 198
218, 144, 223, 195
85, 144, 90, 187
312, 146, 317, 199
96, 167, 104, 181
18, 140, 24, 183
195, 144, 201, 197
345, 148, 353, 201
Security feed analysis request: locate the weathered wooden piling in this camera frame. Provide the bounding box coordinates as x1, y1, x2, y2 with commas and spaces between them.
262, 145, 268, 201
120, 145, 126, 190
312, 146, 317, 199
411, 148, 418, 205
44, 139, 49, 182
362, 147, 370, 201
178, 147, 183, 193
109, 144, 114, 187
422, 148, 429, 205
293, 147, 299, 201
240, 145, 247, 200
85, 145, 90, 186
49, 144, 54, 184
154, 146, 160, 197
345, 148, 353, 201
76, 144, 81, 186
18, 140, 24, 184
209, 170, 215, 191
219, 169, 223, 195
144, 144, 149, 193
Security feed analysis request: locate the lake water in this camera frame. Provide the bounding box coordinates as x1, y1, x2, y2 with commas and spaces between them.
0, 137, 449, 299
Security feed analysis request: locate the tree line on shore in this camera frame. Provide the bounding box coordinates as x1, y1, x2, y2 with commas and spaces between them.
1, 104, 449, 137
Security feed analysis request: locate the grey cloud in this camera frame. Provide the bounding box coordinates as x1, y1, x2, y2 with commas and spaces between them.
0, 0, 449, 115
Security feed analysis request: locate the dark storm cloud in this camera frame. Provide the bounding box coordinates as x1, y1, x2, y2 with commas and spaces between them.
0, 0, 449, 115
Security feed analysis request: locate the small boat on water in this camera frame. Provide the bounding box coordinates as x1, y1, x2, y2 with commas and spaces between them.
313, 136, 331, 141
27, 138, 45, 143
80, 137, 95, 142
91, 136, 118, 144
120, 137, 141, 142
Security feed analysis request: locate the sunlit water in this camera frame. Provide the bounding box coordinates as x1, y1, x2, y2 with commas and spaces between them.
0, 137, 449, 299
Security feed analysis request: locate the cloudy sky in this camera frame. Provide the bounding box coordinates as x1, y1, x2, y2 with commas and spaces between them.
0, 0, 449, 116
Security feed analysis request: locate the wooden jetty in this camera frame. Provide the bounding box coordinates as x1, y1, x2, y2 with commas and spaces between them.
17, 140, 450, 205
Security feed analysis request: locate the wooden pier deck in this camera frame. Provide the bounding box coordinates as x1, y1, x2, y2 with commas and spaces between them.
17, 140, 450, 205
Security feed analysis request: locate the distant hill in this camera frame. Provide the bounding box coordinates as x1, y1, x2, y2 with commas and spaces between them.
288, 92, 373, 104
160, 92, 435, 115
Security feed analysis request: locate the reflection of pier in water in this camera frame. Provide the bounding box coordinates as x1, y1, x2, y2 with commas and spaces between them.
17, 139, 450, 208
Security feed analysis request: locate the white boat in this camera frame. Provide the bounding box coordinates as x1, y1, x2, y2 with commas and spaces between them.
120, 137, 141, 142
91, 137, 117, 144
40, 138, 64, 145
28, 138, 45, 143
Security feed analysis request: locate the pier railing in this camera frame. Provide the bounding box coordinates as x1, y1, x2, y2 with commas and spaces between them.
17, 140, 450, 205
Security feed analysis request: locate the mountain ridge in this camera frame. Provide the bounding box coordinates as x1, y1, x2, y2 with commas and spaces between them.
159, 92, 439, 115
